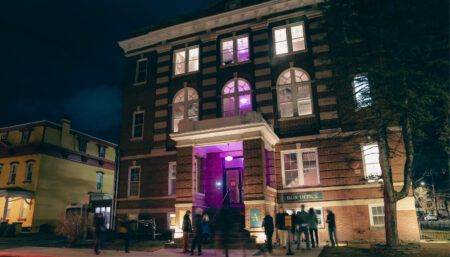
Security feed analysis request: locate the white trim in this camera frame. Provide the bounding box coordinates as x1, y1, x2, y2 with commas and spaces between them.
128, 166, 141, 198
280, 148, 320, 188
131, 110, 145, 139
368, 204, 385, 227
361, 142, 382, 179
134, 58, 148, 85
168, 161, 177, 196
272, 21, 307, 56
173, 45, 199, 76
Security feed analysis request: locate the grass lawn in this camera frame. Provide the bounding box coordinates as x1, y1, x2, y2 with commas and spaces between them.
319, 243, 449, 257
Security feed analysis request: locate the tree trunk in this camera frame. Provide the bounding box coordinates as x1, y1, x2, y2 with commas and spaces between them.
384, 187, 399, 247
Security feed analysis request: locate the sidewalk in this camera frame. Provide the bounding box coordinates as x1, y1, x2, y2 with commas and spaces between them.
0, 246, 323, 257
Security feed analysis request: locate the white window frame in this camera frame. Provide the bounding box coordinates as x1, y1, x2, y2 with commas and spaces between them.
272, 22, 307, 56
281, 148, 320, 188
361, 142, 382, 180
128, 166, 141, 198
9, 163, 18, 184
134, 58, 148, 85
168, 162, 176, 196
369, 204, 385, 227
131, 111, 144, 139
220, 34, 250, 66
173, 45, 199, 76
276, 67, 313, 119
352, 73, 371, 108
172, 87, 199, 132
25, 161, 34, 182
222, 77, 253, 117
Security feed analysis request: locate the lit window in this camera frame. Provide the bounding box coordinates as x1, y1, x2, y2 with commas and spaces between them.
168, 162, 176, 195
369, 205, 385, 227
128, 167, 140, 197
273, 23, 306, 55
172, 87, 199, 132
222, 78, 252, 117
168, 212, 176, 229
313, 207, 324, 228
1, 132, 8, 142
21, 130, 30, 144
78, 138, 87, 153
353, 74, 371, 108
281, 149, 319, 188
8, 163, 17, 184
221, 35, 249, 65
96, 172, 103, 192
135, 59, 148, 84
19, 199, 30, 220
277, 68, 312, 118
174, 46, 199, 75
362, 143, 382, 180
25, 161, 34, 182
97, 145, 106, 158
132, 111, 144, 138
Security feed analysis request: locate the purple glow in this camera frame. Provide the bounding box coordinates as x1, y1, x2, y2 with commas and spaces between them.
225, 155, 234, 162
240, 97, 248, 104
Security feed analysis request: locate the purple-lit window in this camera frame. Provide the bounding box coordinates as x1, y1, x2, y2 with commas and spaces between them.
172, 87, 199, 132
221, 36, 250, 66
222, 78, 252, 117
277, 68, 312, 118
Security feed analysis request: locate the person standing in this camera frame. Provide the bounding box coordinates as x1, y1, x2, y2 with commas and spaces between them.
93, 213, 106, 255
190, 209, 203, 256
118, 216, 132, 253
275, 206, 288, 248
308, 208, 319, 248
297, 205, 311, 250
201, 213, 210, 244
261, 213, 274, 252
326, 209, 337, 246
182, 210, 192, 253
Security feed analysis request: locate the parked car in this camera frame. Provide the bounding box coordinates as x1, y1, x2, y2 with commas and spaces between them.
424, 213, 438, 221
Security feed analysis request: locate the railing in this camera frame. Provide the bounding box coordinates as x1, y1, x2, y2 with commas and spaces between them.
420, 229, 450, 241
420, 220, 450, 230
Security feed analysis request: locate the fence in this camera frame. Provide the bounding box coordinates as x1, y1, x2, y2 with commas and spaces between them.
420, 229, 450, 241
420, 220, 450, 230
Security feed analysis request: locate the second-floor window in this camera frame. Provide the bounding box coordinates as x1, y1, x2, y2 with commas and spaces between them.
168, 162, 176, 195
9, 163, 17, 184
21, 130, 30, 144
277, 68, 313, 118
353, 73, 371, 108
132, 111, 144, 139
174, 46, 199, 75
273, 22, 306, 55
128, 167, 140, 197
221, 35, 250, 65
96, 172, 103, 192
222, 78, 252, 117
25, 161, 34, 182
172, 87, 199, 132
281, 149, 319, 188
362, 143, 382, 180
135, 58, 148, 84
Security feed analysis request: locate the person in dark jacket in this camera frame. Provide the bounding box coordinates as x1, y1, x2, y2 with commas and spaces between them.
275, 206, 288, 247
201, 213, 210, 244
262, 213, 274, 252
308, 208, 319, 248
190, 209, 203, 256
182, 210, 192, 253
118, 216, 132, 253
93, 213, 106, 255
297, 205, 311, 250
326, 209, 337, 246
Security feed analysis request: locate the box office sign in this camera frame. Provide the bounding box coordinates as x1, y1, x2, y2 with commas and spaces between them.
280, 192, 323, 203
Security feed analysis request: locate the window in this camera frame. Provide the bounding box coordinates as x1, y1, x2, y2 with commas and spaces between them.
8, 163, 17, 184
25, 161, 34, 182
222, 78, 252, 117
369, 205, 385, 227
168, 162, 176, 195
128, 167, 140, 197
273, 23, 306, 55
95, 206, 111, 229
132, 111, 144, 138
353, 74, 371, 108
96, 172, 104, 192
5, 199, 11, 220
168, 212, 176, 229
172, 87, 199, 132
362, 143, 382, 180
313, 207, 324, 228
277, 68, 312, 118
221, 35, 250, 65
0, 132, 8, 142
135, 58, 148, 84
281, 149, 319, 188
19, 199, 30, 220
21, 130, 30, 144
0, 164, 3, 178
97, 145, 106, 158
78, 138, 87, 153
174, 46, 199, 75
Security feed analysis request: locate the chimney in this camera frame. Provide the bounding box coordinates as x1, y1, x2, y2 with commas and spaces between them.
60, 118, 72, 147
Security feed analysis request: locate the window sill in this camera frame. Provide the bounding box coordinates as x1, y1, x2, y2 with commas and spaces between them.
273, 49, 308, 58
130, 137, 143, 142
278, 114, 315, 121
369, 225, 384, 230
173, 70, 199, 78
133, 82, 147, 86
220, 60, 251, 68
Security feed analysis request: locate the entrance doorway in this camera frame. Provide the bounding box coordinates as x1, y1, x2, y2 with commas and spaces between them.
224, 168, 243, 204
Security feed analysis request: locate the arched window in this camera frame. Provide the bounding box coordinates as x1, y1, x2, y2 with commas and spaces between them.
172, 87, 199, 132
277, 68, 313, 118
222, 78, 252, 117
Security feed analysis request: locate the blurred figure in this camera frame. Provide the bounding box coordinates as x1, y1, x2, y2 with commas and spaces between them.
275, 206, 288, 248
291, 209, 299, 245
190, 209, 203, 256
93, 213, 106, 255
262, 212, 274, 253
308, 208, 319, 248
201, 213, 210, 244
218, 207, 232, 257
297, 205, 311, 250
326, 209, 337, 246
118, 216, 131, 253
182, 210, 192, 253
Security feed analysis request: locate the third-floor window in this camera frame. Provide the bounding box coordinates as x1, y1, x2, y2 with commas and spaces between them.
174, 46, 199, 75
221, 35, 250, 66
273, 22, 306, 55
135, 58, 148, 84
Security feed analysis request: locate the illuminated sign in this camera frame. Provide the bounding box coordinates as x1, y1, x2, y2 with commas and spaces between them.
280, 192, 323, 203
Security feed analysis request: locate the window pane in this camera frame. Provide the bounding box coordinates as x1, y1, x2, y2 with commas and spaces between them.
279, 86, 294, 117
222, 40, 234, 65
223, 82, 235, 94
188, 48, 199, 72
278, 71, 292, 85
294, 70, 309, 82
237, 37, 249, 62
173, 118, 182, 132
275, 42, 288, 55
283, 153, 299, 187
279, 87, 293, 102
239, 95, 252, 115
188, 102, 198, 118
187, 88, 198, 100
175, 51, 186, 74
298, 101, 312, 115
297, 84, 312, 115
302, 151, 319, 186
353, 74, 371, 107
291, 25, 305, 51
275, 28, 288, 55
238, 79, 251, 92
280, 102, 294, 117
223, 97, 235, 117
130, 169, 140, 182
363, 143, 381, 177
297, 84, 311, 99
136, 60, 147, 82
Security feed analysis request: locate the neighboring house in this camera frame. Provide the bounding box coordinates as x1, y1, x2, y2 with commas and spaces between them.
116, 0, 419, 242
0, 119, 116, 232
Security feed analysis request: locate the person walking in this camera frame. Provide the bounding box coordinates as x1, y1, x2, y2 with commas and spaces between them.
261, 212, 274, 253
118, 216, 132, 253
275, 206, 288, 248
308, 208, 319, 248
182, 210, 192, 253
190, 209, 203, 256
326, 209, 337, 246
93, 213, 106, 255
297, 205, 311, 250
201, 213, 210, 244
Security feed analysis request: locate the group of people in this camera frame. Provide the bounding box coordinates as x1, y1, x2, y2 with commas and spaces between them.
182, 209, 211, 256
261, 205, 337, 253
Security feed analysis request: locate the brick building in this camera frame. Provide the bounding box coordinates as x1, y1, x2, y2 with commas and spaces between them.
117, 0, 419, 242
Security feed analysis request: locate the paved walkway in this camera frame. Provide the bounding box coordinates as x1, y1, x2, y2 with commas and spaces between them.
0, 246, 323, 257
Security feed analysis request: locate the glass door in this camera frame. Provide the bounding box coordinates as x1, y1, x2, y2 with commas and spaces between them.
224, 168, 242, 204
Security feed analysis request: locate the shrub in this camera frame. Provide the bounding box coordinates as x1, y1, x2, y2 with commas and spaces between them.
55, 213, 83, 246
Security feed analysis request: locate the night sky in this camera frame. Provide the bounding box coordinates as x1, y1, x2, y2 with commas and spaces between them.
0, 0, 220, 143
